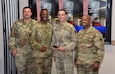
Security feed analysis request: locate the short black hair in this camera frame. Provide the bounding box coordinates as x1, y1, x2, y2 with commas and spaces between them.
58, 9, 67, 14
23, 6, 32, 12
40, 9, 48, 15
41, 9, 48, 11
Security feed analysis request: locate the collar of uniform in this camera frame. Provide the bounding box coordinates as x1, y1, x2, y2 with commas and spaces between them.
82, 26, 93, 33
58, 21, 67, 26
39, 21, 49, 25
22, 19, 33, 25
39, 21, 50, 28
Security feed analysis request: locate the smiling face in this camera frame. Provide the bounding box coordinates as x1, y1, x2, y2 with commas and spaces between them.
22, 7, 32, 19
81, 15, 91, 29
40, 9, 48, 23
57, 10, 67, 22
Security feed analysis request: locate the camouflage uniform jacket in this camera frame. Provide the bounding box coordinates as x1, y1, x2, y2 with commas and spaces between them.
75, 26, 104, 66
52, 22, 77, 57
29, 22, 53, 58
9, 19, 38, 54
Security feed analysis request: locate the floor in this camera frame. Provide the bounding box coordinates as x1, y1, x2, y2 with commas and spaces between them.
51, 45, 115, 74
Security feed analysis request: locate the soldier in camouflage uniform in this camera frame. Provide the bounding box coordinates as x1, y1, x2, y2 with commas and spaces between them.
74, 15, 104, 74
26, 9, 52, 74
8, 7, 38, 74
52, 9, 77, 74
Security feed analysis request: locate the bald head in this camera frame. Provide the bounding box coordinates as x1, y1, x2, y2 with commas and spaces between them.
81, 15, 91, 29
82, 15, 91, 21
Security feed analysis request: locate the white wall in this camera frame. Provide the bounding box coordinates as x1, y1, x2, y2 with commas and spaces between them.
99, 45, 115, 74
19, 0, 29, 19
0, 0, 4, 74
111, 0, 115, 41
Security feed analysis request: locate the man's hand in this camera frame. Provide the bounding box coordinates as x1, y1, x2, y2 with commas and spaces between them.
92, 61, 100, 71
41, 45, 46, 52
57, 46, 65, 51
11, 50, 17, 57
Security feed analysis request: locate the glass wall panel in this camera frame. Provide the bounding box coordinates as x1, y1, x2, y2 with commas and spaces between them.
29, 0, 112, 43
